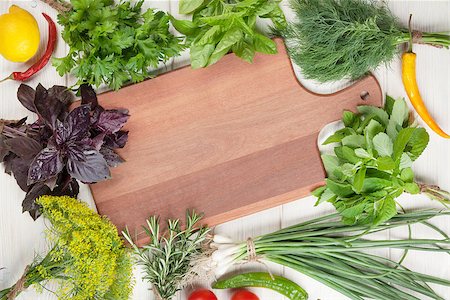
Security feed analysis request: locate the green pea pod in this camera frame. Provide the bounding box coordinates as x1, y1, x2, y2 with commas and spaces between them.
212, 272, 308, 300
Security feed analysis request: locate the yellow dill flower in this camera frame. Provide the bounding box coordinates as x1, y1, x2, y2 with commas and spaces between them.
0, 196, 133, 300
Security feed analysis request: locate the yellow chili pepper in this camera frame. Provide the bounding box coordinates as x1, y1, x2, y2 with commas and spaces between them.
402, 52, 450, 139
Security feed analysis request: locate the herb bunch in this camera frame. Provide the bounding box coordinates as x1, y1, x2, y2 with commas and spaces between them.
282, 0, 450, 82
0, 196, 133, 300
51, 0, 184, 90
313, 96, 449, 226
210, 210, 450, 300
123, 211, 210, 300
0, 84, 129, 219
171, 0, 287, 68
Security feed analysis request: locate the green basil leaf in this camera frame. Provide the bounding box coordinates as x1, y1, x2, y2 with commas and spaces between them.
373, 132, 393, 157
190, 43, 215, 69
179, 0, 204, 14
232, 40, 255, 63
208, 27, 243, 66
196, 26, 222, 45
169, 15, 197, 35
253, 33, 277, 54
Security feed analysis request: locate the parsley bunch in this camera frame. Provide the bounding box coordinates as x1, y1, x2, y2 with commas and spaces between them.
171, 0, 287, 68
0, 196, 133, 300
53, 0, 184, 90
313, 96, 449, 226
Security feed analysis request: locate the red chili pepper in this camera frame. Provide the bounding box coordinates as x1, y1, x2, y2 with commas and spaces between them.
1, 13, 57, 83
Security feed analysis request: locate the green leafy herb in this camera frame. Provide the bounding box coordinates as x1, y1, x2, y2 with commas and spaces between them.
282, 0, 450, 82
53, 0, 184, 90
313, 96, 449, 225
123, 211, 210, 300
171, 0, 287, 68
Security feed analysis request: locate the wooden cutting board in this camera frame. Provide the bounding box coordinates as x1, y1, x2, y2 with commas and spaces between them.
91, 38, 382, 239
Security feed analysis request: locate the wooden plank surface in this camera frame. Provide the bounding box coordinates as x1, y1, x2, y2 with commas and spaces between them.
91, 39, 382, 240
0, 1, 449, 300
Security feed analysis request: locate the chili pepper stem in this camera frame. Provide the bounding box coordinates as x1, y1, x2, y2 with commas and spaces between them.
408, 14, 413, 52
0, 75, 13, 83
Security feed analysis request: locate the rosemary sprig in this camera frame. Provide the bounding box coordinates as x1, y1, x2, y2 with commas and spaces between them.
123, 211, 210, 300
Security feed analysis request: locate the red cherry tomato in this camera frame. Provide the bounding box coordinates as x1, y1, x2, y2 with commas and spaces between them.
188, 289, 218, 300
231, 290, 260, 300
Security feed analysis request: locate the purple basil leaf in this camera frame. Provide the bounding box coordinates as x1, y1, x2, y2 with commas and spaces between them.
0, 136, 9, 161
28, 148, 63, 185
67, 146, 111, 183
80, 84, 98, 108
17, 84, 36, 113
88, 134, 105, 151
5, 136, 42, 159
95, 109, 129, 134
55, 105, 91, 145
34, 84, 69, 129
10, 157, 32, 191
47, 85, 74, 106
44, 176, 58, 190
23, 183, 49, 220
3, 153, 15, 174
104, 130, 129, 148
100, 147, 125, 168
90, 106, 104, 126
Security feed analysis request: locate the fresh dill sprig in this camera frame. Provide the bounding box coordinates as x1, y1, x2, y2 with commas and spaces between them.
123, 211, 210, 300
282, 0, 450, 82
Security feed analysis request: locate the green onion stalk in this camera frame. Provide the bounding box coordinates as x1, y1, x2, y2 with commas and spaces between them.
281, 0, 450, 82
208, 210, 450, 300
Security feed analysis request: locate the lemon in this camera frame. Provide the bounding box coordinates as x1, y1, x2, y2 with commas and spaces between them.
0, 5, 40, 63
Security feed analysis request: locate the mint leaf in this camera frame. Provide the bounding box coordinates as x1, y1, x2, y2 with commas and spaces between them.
377, 156, 395, 171
399, 153, 412, 170
408, 128, 429, 161
342, 134, 366, 148
326, 179, 354, 197
373, 196, 397, 226
373, 132, 393, 157
354, 148, 371, 159
357, 106, 389, 126
404, 182, 420, 194
321, 155, 340, 179
400, 167, 414, 183
352, 166, 366, 193
390, 97, 409, 126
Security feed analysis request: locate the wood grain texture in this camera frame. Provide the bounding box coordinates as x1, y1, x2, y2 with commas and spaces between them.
91, 39, 382, 240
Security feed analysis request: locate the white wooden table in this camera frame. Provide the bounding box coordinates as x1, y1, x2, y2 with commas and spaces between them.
1, 1, 449, 299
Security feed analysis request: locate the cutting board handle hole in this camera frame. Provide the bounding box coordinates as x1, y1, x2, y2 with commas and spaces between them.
360, 91, 370, 101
